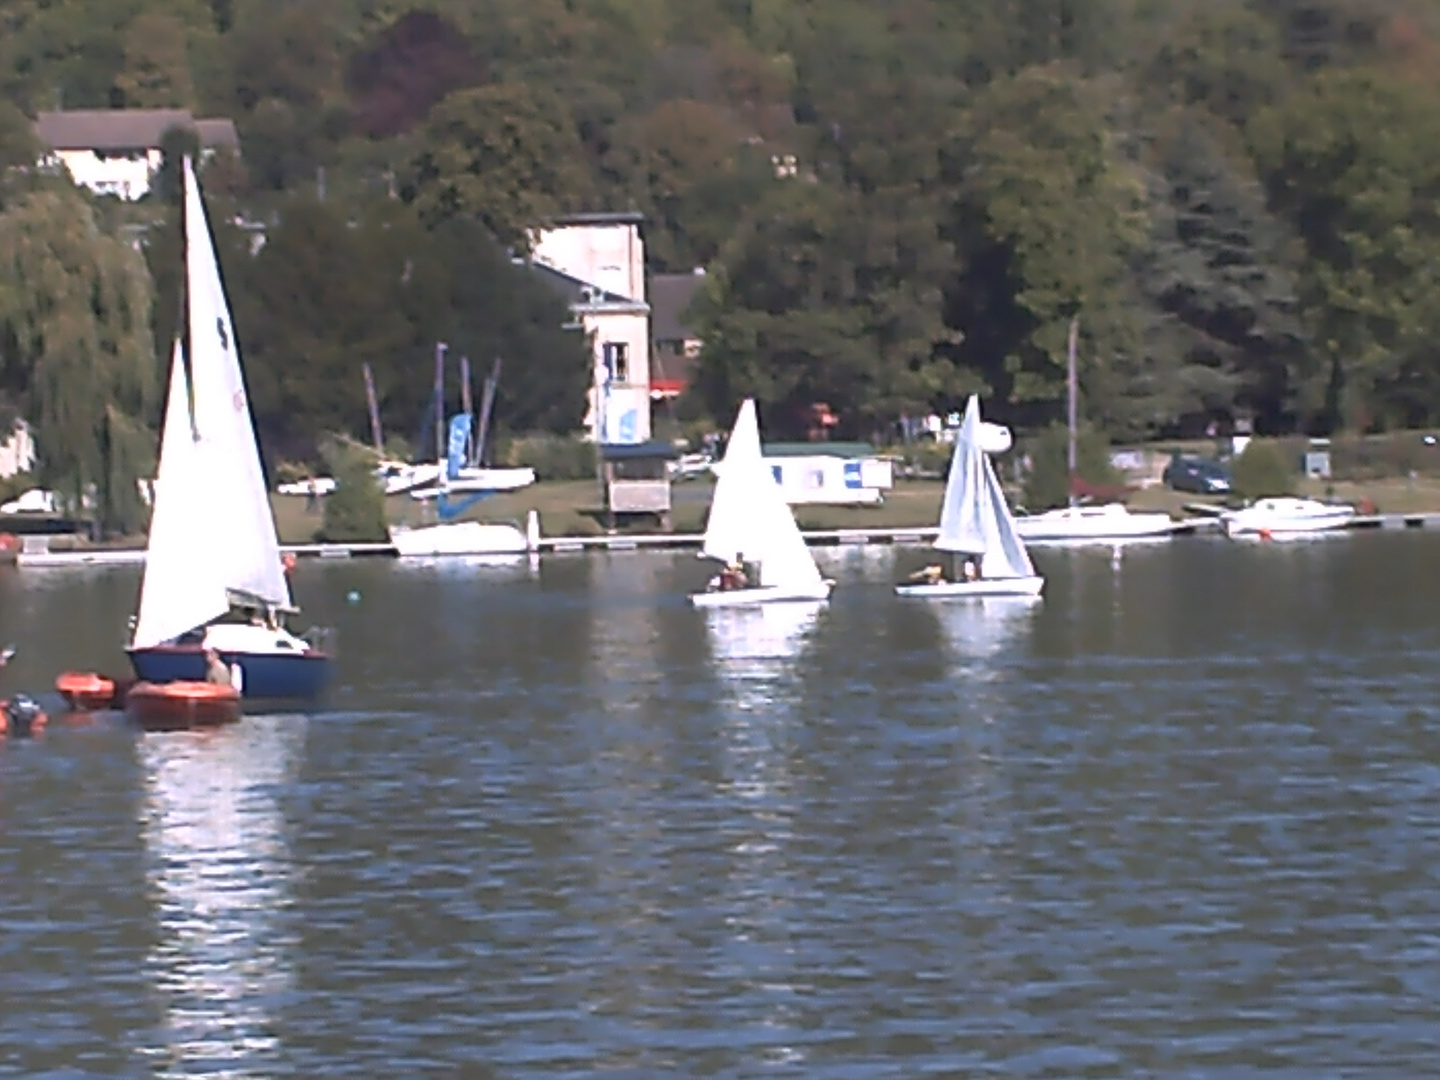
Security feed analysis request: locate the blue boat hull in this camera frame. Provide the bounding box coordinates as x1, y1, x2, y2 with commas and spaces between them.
127, 645, 333, 700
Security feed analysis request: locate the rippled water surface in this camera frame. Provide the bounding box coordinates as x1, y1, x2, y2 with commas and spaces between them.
3, 534, 1440, 1077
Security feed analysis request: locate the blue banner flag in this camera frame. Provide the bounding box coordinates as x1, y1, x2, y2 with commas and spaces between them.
446, 414, 472, 480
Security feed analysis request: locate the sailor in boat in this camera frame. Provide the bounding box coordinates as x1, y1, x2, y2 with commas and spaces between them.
710, 558, 752, 592
962, 556, 981, 582
908, 563, 947, 585
204, 648, 233, 687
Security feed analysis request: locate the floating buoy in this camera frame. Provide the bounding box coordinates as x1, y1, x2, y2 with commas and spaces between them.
56, 671, 117, 711
346, 590, 361, 604
1259, 528, 1273, 542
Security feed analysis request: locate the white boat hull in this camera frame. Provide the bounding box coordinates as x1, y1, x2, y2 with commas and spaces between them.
689, 580, 835, 607
1221, 499, 1356, 537
390, 521, 528, 557
410, 467, 537, 499
895, 575, 1045, 598
1016, 505, 1179, 543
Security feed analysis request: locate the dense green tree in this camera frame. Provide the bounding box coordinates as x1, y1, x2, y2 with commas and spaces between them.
0, 188, 158, 531
404, 82, 594, 245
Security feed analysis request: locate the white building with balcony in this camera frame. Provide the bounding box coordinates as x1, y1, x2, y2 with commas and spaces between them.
35, 109, 240, 201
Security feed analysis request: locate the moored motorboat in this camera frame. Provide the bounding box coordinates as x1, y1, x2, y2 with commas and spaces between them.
1015, 503, 1180, 543
1221, 496, 1356, 537
126, 680, 241, 731
390, 520, 528, 557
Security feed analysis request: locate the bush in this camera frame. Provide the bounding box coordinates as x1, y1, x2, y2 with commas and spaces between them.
1231, 440, 1294, 499
316, 440, 386, 542
1020, 423, 1120, 511
504, 433, 597, 480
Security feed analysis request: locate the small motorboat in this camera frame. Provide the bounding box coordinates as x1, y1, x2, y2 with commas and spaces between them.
55, 671, 121, 711
1015, 503, 1180, 543
1221, 497, 1357, 537
126, 680, 241, 731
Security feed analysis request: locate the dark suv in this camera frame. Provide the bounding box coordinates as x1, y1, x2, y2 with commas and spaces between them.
1163, 457, 1232, 494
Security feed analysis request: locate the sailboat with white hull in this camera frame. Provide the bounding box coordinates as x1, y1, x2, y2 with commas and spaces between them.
126, 158, 332, 699
896, 396, 1044, 599
690, 399, 834, 607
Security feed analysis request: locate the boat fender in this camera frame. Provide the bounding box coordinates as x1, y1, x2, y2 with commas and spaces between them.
2, 695, 48, 737
229, 663, 243, 695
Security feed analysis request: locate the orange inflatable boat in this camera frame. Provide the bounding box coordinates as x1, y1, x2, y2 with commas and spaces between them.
56, 671, 120, 711
126, 680, 241, 731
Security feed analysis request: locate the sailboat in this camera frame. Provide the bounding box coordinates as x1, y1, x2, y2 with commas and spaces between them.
126, 158, 332, 699
690, 399, 833, 607
1014, 317, 1177, 544
895, 396, 1044, 598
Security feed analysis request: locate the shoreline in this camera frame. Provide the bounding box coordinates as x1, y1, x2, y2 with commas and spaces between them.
14, 511, 1440, 567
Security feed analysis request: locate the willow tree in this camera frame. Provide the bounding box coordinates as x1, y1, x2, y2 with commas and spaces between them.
0, 188, 159, 533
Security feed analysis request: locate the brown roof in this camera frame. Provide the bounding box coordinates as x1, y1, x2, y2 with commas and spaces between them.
650, 272, 705, 342
35, 109, 239, 152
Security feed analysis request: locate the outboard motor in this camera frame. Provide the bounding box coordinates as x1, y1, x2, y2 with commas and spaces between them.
2, 694, 47, 737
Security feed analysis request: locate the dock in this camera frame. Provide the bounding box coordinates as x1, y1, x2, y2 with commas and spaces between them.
10, 513, 1440, 568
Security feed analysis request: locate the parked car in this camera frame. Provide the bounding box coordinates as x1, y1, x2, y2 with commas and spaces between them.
1163, 457, 1232, 494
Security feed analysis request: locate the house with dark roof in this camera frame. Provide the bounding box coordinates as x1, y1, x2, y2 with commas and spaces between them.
35, 108, 241, 201
649, 271, 706, 399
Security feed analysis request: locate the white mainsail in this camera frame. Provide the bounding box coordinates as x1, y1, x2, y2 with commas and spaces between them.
934, 396, 1036, 580
181, 157, 292, 612
132, 159, 291, 650
133, 340, 230, 649
702, 399, 825, 591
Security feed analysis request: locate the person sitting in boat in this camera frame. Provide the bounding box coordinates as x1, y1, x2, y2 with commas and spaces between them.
204, 649, 232, 687
716, 558, 749, 591
908, 564, 945, 585
962, 557, 981, 581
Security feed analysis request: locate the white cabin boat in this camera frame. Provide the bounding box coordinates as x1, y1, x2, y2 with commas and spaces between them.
1016, 503, 1180, 543
1221, 496, 1356, 537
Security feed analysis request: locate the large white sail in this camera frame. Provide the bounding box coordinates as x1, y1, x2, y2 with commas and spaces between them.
133, 340, 231, 649
934, 396, 1036, 580
702, 400, 824, 591
183, 158, 292, 611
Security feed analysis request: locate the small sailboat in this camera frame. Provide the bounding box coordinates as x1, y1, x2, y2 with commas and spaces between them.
690, 399, 834, 607
896, 396, 1044, 599
126, 158, 332, 699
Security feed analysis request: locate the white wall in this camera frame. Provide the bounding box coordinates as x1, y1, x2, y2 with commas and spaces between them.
532, 222, 646, 302
53, 147, 162, 200
582, 308, 652, 443
0, 421, 36, 478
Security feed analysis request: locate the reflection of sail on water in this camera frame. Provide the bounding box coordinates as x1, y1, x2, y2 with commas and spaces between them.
932, 596, 1039, 674
705, 601, 821, 1066
140, 717, 301, 1076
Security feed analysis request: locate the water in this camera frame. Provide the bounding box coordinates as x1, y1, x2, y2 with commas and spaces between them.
2, 534, 1440, 1077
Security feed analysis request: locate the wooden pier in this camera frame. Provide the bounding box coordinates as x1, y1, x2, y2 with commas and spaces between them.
11, 513, 1440, 567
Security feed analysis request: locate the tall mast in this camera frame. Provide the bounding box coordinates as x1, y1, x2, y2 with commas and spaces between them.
433, 341, 447, 466
1066, 315, 1079, 506
362, 363, 384, 452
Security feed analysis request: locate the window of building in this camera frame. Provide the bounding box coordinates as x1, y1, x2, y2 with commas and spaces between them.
603, 342, 629, 383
